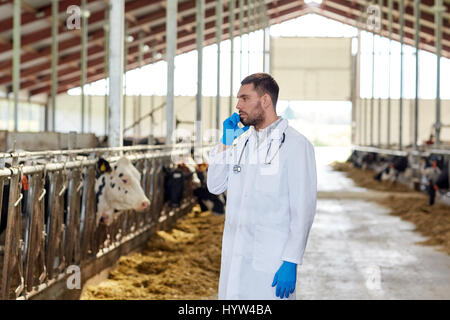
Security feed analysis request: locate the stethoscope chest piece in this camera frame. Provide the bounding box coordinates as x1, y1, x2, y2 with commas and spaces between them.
232, 132, 286, 174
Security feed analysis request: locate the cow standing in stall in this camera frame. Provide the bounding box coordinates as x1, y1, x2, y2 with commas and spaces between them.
424, 157, 449, 206
1, 156, 151, 238
419, 155, 443, 191
347, 151, 378, 170
163, 164, 192, 208
95, 157, 150, 226
193, 162, 225, 215
373, 155, 408, 183
162, 156, 226, 215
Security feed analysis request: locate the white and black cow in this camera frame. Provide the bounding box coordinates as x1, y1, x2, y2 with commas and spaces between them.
373, 155, 409, 183
95, 156, 150, 226
419, 155, 443, 191
347, 151, 378, 170
423, 156, 449, 206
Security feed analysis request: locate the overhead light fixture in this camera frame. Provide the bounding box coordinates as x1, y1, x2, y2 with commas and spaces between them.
305, 0, 322, 4
143, 45, 150, 52
127, 35, 134, 43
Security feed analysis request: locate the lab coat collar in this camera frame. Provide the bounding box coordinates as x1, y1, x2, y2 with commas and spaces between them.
232, 117, 288, 152
251, 117, 288, 143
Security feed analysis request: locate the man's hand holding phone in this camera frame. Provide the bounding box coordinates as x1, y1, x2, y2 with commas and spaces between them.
220, 112, 250, 146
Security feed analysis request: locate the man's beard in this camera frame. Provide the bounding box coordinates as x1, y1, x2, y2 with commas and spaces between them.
240, 101, 264, 127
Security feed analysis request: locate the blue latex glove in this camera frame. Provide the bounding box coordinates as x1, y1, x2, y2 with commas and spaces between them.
271, 261, 297, 299
220, 112, 249, 145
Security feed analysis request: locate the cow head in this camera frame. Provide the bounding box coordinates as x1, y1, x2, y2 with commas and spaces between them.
95, 156, 150, 226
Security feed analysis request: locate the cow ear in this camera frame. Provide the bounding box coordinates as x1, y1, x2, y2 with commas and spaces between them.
97, 158, 112, 174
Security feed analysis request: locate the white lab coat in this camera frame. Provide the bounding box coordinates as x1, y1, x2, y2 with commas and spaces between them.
207, 118, 317, 300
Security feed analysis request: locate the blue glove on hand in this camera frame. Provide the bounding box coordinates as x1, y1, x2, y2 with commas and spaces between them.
272, 261, 297, 299
220, 112, 249, 145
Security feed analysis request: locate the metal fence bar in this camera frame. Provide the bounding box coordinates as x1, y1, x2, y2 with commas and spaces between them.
352, 145, 450, 157
0, 142, 194, 160
0, 145, 213, 300
1, 168, 24, 299
80, 164, 97, 262
24, 172, 47, 294
0, 149, 192, 177
64, 168, 83, 266
45, 170, 65, 280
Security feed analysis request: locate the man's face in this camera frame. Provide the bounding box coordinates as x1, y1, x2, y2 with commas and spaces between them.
236, 83, 264, 127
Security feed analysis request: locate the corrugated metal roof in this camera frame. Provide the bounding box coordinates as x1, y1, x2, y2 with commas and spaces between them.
0, 0, 448, 98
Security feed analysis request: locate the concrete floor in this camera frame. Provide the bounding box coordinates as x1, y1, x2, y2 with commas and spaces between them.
296, 147, 450, 299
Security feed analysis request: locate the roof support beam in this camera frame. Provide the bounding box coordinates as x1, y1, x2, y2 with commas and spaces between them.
195, 0, 205, 160
12, 0, 20, 132
216, 0, 222, 130
50, 0, 59, 132
434, 0, 445, 149
81, 0, 88, 133
166, 0, 177, 142
108, 0, 125, 148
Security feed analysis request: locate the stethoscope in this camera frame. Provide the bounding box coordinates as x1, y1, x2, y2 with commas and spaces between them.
233, 132, 286, 174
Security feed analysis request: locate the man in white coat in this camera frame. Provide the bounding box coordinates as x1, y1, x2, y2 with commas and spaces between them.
207, 73, 317, 300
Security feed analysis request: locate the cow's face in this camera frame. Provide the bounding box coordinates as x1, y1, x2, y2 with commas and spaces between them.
96, 157, 150, 225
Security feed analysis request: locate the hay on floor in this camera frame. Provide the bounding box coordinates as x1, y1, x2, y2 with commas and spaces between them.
331, 161, 450, 255
81, 208, 224, 300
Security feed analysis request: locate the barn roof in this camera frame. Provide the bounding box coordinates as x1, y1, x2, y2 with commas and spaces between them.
0, 0, 449, 98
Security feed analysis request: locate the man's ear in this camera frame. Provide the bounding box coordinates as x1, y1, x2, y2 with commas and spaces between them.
262, 93, 271, 109
97, 157, 112, 174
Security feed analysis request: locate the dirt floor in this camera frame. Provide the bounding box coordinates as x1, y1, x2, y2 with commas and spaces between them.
81, 209, 224, 300
331, 161, 450, 255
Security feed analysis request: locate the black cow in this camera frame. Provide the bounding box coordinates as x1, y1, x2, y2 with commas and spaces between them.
163, 164, 193, 208
193, 163, 225, 215
0, 175, 30, 236
373, 155, 408, 182
427, 160, 449, 206
347, 151, 377, 169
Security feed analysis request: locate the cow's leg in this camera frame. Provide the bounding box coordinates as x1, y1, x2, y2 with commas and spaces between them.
428, 183, 436, 206
211, 197, 225, 215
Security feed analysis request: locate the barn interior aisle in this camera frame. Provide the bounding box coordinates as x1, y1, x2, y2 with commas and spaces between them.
296, 147, 450, 299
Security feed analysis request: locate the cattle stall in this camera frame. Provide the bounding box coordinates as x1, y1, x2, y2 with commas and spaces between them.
0, 144, 211, 300
348, 146, 450, 206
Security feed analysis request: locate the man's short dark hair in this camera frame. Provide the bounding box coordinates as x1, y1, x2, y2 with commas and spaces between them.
241, 73, 279, 109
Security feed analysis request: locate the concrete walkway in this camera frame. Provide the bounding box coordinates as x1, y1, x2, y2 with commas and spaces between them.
296, 147, 450, 300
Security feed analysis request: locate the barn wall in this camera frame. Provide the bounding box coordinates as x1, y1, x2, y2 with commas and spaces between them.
271, 37, 352, 101
354, 97, 450, 147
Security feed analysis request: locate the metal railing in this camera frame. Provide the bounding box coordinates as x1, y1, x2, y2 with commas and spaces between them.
0, 143, 213, 300
351, 145, 450, 158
